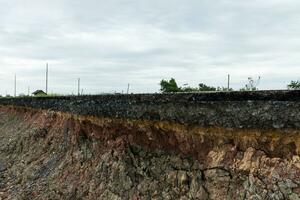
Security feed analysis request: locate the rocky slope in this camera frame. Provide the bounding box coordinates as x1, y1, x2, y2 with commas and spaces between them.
0, 105, 299, 200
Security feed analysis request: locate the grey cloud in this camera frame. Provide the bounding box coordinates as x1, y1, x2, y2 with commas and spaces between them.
0, 0, 299, 95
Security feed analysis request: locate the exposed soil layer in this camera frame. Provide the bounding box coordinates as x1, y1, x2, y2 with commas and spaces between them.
0, 106, 300, 199
0, 91, 300, 129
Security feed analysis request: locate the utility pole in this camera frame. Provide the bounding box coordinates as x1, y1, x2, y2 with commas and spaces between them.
46, 63, 48, 94
127, 83, 130, 94
14, 74, 16, 97
227, 74, 230, 91
77, 78, 80, 96
28, 86, 30, 96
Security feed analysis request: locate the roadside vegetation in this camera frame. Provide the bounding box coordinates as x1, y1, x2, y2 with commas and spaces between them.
160, 78, 233, 93
160, 78, 300, 93
288, 80, 300, 90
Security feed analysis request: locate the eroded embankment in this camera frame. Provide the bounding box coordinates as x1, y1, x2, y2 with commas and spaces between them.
0, 103, 300, 200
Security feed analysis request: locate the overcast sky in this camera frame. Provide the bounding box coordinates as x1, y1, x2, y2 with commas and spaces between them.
0, 0, 299, 95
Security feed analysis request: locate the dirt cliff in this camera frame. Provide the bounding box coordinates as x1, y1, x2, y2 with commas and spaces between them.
0, 102, 300, 200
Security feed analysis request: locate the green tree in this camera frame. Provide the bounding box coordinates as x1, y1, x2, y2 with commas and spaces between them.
198, 83, 216, 91
160, 79, 230, 93
160, 78, 181, 93
288, 80, 300, 90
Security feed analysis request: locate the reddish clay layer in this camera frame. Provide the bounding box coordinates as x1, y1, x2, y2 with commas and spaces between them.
2, 105, 299, 163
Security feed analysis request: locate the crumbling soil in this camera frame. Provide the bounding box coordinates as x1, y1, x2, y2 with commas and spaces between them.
0, 106, 299, 199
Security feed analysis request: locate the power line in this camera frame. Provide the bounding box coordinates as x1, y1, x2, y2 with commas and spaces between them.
14, 74, 16, 97
46, 63, 48, 94
78, 78, 80, 96
127, 83, 130, 94
227, 74, 230, 91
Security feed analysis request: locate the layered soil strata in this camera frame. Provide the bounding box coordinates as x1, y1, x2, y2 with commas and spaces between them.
0, 106, 299, 199
0, 90, 299, 129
